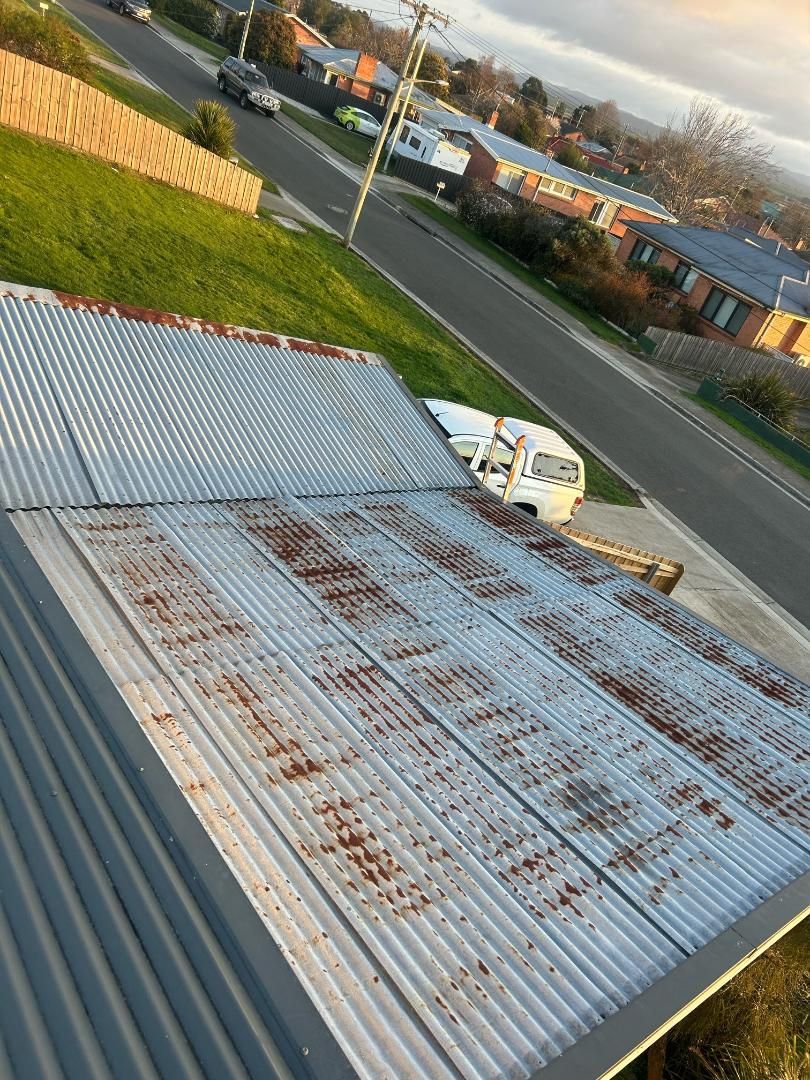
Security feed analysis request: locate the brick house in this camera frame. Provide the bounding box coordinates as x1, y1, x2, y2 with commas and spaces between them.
461, 127, 675, 240
617, 222, 810, 359
298, 45, 436, 109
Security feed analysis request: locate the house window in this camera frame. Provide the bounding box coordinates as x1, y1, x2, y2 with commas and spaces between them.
700, 287, 752, 336
495, 166, 526, 194
399, 126, 408, 143
588, 200, 619, 228
673, 261, 699, 293
538, 176, 575, 199
409, 135, 422, 150
629, 238, 660, 264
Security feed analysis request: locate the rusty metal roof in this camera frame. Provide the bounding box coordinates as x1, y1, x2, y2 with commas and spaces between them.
0, 286, 471, 509
1, 286, 809, 1078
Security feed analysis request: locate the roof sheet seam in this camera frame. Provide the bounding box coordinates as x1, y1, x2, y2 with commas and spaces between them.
5, 481, 475, 516
347, 496, 810, 853
198, 497, 699, 959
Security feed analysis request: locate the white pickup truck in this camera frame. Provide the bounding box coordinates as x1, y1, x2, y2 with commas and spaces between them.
423, 399, 585, 524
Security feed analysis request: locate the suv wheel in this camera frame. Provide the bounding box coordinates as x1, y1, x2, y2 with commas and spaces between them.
239, 91, 249, 110
218, 76, 227, 93
118, 2, 125, 12
345, 120, 355, 131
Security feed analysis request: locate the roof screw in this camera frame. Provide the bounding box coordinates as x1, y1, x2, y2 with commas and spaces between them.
301, 1047, 309, 1056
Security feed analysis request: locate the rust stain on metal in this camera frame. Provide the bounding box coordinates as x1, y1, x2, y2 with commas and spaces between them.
44, 288, 372, 360
519, 609, 806, 830
449, 490, 612, 586
615, 588, 810, 711
230, 503, 416, 629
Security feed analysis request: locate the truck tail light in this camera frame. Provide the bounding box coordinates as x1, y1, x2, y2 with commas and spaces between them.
571, 496, 583, 516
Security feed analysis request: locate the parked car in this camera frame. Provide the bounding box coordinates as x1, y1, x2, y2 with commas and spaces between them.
423, 399, 585, 524
107, 0, 150, 21
217, 57, 281, 117
333, 106, 382, 138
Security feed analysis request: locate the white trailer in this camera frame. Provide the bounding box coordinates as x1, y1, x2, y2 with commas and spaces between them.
386, 120, 470, 175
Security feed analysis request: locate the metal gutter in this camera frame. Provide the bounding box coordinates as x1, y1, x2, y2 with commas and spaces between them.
537, 872, 809, 1079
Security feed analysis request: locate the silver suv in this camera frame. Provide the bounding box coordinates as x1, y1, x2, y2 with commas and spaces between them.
217, 57, 281, 117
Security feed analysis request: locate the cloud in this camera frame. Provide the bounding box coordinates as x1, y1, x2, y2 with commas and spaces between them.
438, 0, 810, 172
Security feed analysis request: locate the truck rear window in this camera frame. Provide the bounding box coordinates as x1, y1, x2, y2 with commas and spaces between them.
532, 452, 579, 484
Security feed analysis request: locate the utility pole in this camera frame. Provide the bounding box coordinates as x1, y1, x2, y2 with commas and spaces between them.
342, 1, 449, 248
383, 30, 430, 173
611, 123, 629, 162
237, 0, 255, 60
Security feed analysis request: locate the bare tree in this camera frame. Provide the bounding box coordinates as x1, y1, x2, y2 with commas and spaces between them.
779, 200, 810, 248
648, 96, 774, 220
591, 98, 620, 145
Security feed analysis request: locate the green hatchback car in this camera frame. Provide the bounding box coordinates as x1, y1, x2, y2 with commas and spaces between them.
333, 105, 382, 137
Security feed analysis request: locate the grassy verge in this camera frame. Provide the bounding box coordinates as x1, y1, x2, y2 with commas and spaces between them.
19, 0, 123, 62
0, 126, 636, 506
282, 101, 378, 169
90, 66, 192, 128
687, 393, 810, 484
403, 194, 636, 352
152, 13, 227, 59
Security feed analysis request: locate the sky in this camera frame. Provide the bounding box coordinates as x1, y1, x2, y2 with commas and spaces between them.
434, 0, 810, 176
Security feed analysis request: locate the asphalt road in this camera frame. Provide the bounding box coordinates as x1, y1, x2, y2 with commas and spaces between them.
55, 2, 810, 629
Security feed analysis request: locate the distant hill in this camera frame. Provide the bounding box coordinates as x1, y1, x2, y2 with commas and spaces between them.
540, 82, 663, 138
771, 168, 810, 201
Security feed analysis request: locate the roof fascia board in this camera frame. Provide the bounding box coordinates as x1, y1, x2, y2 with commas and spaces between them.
537, 871, 810, 1080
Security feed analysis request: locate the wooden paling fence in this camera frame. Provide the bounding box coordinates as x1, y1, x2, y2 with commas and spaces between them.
0, 49, 261, 213
645, 326, 810, 397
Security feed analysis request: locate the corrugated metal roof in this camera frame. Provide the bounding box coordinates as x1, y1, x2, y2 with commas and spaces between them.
0, 290, 471, 509
1, 286, 808, 1078
623, 223, 810, 315
470, 128, 676, 221
12, 492, 810, 1077
0, 511, 346, 1080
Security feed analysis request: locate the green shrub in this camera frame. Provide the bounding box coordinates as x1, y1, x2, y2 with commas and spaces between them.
153, 0, 219, 39
586, 267, 654, 334
456, 185, 514, 231
222, 9, 296, 67
539, 215, 614, 277
722, 371, 809, 430
181, 99, 236, 157
496, 205, 558, 265
677, 303, 703, 335
555, 274, 598, 314
0, 0, 90, 79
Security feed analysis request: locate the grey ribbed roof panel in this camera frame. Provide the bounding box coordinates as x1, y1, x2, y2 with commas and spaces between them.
0, 511, 349, 1080
13, 490, 810, 1078
622, 223, 810, 315
0, 290, 472, 509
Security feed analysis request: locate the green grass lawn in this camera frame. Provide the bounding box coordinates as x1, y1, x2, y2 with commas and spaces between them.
90, 66, 192, 128
0, 126, 636, 506
152, 13, 227, 59
19, 0, 124, 63
686, 393, 810, 484
403, 195, 636, 352
282, 102, 379, 169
